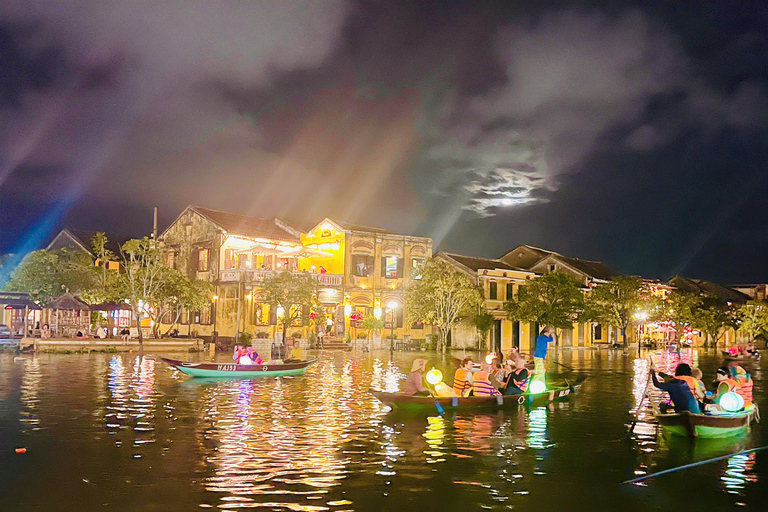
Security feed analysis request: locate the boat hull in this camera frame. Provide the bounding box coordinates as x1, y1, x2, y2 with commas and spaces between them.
656, 409, 756, 438
372, 381, 580, 411
160, 357, 316, 378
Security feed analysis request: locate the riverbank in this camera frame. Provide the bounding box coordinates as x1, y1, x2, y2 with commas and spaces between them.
19, 337, 205, 353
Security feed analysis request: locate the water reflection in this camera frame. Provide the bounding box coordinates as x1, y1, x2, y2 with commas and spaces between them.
721, 451, 757, 495
104, 355, 159, 449
19, 356, 41, 430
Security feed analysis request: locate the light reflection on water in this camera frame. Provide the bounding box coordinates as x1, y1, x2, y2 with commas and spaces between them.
1, 349, 766, 511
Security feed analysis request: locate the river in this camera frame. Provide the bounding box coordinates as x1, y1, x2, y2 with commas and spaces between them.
0, 348, 765, 511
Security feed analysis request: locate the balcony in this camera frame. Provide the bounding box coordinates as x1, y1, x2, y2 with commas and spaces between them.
219, 269, 343, 286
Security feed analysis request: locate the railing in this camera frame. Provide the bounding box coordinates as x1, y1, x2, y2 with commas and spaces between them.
219, 269, 343, 286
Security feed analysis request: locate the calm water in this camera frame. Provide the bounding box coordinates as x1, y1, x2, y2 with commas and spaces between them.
1, 348, 766, 511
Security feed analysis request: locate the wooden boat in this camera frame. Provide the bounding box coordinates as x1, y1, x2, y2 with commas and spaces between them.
160, 357, 317, 378
722, 350, 760, 362
371, 379, 583, 411
655, 407, 757, 438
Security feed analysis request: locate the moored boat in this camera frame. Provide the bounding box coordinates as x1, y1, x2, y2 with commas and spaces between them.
655, 407, 757, 438
160, 357, 317, 378
722, 350, 760, 362
371, 379, 583, 411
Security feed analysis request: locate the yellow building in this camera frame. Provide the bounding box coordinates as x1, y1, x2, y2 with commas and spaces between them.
159, 206, 432, 344
435, 252, 538, 354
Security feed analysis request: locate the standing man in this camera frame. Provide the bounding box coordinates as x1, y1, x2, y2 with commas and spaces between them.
533, 326, 554, 379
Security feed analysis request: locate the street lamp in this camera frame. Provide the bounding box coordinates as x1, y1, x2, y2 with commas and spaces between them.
387, 300, 399, 353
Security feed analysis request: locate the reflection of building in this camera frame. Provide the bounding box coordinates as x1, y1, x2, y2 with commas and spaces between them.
160, 206, 431, 342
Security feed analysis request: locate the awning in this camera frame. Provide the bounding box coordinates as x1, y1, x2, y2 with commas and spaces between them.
90, 301, 132, 311
0, 292, 41, 309
43, 292, 90, 311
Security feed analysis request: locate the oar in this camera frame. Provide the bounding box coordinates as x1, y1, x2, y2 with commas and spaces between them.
629, 356, 657, 435
428, 387, 445, 416
622, 445, 768, 485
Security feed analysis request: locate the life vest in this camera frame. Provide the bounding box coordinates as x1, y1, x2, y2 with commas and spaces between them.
735, 375, 754, 406
511, 369, 529, 392
472, 371, 500, 396
677, 376, 699, 397
453, 368, 472, 396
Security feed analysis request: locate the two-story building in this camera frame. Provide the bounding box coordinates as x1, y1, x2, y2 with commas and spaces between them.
436, 252, 537, 353
159, 206, 432, 343
499, 244, 621, 346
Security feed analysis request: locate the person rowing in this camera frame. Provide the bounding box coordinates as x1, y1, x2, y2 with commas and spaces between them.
403, 358, 430, 396
651, 363, 702, 414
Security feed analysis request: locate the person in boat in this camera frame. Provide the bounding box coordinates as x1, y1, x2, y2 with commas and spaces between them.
472, 370, 501, 396
651, 363, 702, 414
690, 367, 709, 403
287, 340, 303, 361
500, 354, 530, 395
453, 357, 474, 397
533, 326, 554, 379
403, 358, 430, 396
715, 365, 754, 407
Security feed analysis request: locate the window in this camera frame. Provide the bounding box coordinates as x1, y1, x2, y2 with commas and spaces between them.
224, 249, 236, 270
489, 280, 498, 300
506, 283, 514, 300
290, 305, 302, 326
411, 258, 426, 279
594, 323, 602, 340
252, 303, 269, 325
352, 254, 374, 277
167, 250, 177, 269
198, 305, 212, 325
547, 264, 556, 272
198, 248, 210, 271
382, 256, 402, 278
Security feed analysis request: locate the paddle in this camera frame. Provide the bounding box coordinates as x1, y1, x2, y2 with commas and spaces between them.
428, 387, 445, 416
622, 445, 768, 485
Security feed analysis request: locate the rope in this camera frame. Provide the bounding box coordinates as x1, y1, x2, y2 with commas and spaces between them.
622, 445, 768, 485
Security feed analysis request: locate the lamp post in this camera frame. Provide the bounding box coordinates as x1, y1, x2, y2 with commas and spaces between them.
387, 300, 399, 354
212, 294, 219, 344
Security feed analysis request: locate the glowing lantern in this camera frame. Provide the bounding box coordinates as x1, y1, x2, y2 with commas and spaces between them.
344, 304, 352, 316
426, 368, 443, 385
529, 380, 546, 394
719, 391, 744, 412
276, 306, 285, 317
373, 307, 382, 319
485, 354, 495, 365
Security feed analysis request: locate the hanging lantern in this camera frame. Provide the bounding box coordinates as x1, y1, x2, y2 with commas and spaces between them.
426, 368, 443, 385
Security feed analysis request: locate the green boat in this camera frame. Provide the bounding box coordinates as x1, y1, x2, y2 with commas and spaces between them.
160, 357, 317, 378
655, 407, 757, 438
371, 379, 582, 411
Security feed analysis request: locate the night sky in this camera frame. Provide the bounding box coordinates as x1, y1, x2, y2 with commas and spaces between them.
2, 1, 768, 284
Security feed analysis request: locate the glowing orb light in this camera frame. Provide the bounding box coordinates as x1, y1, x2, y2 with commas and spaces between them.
529, 380, 546, 394
485, 354, 495, 364
426, 368, 443, 386
719, 391, 744, 412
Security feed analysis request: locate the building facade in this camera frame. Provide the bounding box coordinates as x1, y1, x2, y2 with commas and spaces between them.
159, 206, 432, 343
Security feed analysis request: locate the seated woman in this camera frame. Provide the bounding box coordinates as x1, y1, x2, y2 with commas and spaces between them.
500, 356, 530, 395
403, 358, 430, 396
453, 358, 474, 397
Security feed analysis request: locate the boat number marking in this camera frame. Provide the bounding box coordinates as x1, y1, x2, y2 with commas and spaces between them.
263, 365, 269, 371
219, 365, 237, 372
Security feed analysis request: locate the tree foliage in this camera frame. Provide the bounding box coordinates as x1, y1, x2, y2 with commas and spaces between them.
119, 237, 166, 349
505, 271, 583, 330
582, 276, 646, 346
472, 310, 494, 349
405, 259, 483, 352
737, 300, 768, 341
260, 270, 320, 346
361, 315, 384, 339
691, 297, 737, 348
5, 248, 98, 303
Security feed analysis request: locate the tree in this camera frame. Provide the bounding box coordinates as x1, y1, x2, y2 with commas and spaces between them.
260, 270, 320, 347
738, 301, 768, 342
663, 290, 702, 342
150, 271, 212, 337
361, 315, 384, 340
692, 297, 737, 348
582, 276, 646, 347
405, 259, 483, 352
5, 248, 98, 303
119, 237, 166, 351
505, 271, 583, 331
90, 232, 118, 302
472, 310, 494, 351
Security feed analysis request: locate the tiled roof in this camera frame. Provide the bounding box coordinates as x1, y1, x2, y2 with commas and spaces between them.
191, 206, 301, 242
669, 276, 751, 303
555, 255, 618, 281
438, 252, 528, 272
333, 220, 395, 235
